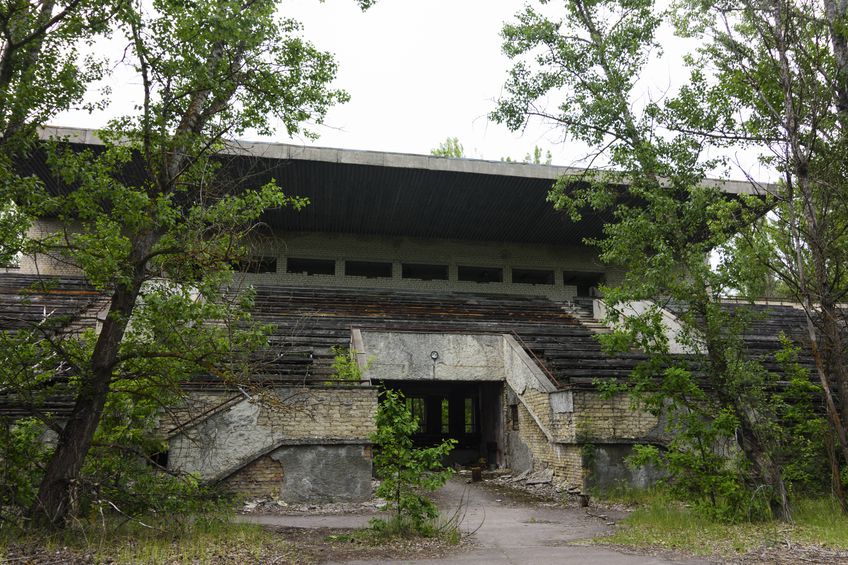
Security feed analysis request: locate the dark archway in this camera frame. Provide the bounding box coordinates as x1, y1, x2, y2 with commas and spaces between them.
376, 380, 503, 468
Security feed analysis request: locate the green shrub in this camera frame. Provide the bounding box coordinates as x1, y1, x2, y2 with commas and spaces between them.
370, 389, 456, 536
330, 346, 368, 382
0, 417, 51, 519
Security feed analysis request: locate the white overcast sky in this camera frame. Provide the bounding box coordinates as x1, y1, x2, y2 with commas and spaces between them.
54, 1, 612, 165
281, 0, 536, 160
55, 0, 768, 178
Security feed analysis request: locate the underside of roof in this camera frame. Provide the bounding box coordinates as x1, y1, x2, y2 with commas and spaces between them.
20, 145, 609, 244
20, 127, 760, 245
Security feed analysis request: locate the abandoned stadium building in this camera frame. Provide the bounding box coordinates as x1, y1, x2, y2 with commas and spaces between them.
1, 127, 811, 503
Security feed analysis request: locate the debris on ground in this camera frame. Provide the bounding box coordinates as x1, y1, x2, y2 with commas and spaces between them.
241, 496, 389, 516
736, 544, 848, 564
240, 480, 388, 515
526, 468, 554, 485
484, 468, 589, 509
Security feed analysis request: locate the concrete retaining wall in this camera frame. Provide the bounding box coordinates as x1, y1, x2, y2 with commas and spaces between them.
163, 335, 666, 501
168, 386, 377, 502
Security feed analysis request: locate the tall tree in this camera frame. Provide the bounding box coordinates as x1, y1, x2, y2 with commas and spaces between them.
430, 136, 465, 158
674, 0, 848, 511
0, 0, 115, 266
16, 0, 374, 527
492, 0, 793, 520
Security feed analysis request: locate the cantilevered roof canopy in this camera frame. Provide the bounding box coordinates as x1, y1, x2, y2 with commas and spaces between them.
26, 127, 759, 245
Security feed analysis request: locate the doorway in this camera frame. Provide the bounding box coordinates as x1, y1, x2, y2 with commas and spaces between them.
377, 380, 503, 468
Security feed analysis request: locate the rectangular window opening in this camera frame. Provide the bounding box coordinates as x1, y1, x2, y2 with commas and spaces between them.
563, 271, 605, 297
345, 260, 392, 278
232, 256, 277, 274
401, 263, 448, 281
406, 397, 427, 433
150, 450, 169, 468
458, 265, 503, 284
440, 398, 450, 434
286, 257, 335, 276
512, 268, 554, 285
464, 397, 477, 434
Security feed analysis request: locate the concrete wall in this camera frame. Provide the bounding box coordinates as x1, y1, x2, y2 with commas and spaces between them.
363, 332, 505, 381
584, 444, 664, 491
220, 444, 373, 502
13, 222, 622, 298
227, 230, 620, 299
168, 386, 377, 502
593, 299, 694, 354
271, 444, 372, 503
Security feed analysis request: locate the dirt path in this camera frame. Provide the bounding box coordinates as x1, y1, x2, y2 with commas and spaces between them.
356, 477, 703, 564
242, 477, 705, 564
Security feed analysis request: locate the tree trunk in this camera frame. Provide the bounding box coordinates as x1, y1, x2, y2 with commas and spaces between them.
771, 0, 848, 510
31, 284, 140, 526
823, 0, 848, 129
31, 362, 113, 525
31, 229, 154, 527
736, 409, 792, 521
826, 431, 848, 514
703, 318, 792, 521
818, 303, 848, 434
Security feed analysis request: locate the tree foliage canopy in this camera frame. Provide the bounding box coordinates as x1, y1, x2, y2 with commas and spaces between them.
492, 0, 848, 520
0, 0, 374, 528
430, 136, 464, 158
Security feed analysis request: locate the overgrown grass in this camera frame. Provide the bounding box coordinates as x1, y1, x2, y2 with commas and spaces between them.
365, 515, 462, 545
0, 513, 299, 564
589, 484, 670, 507
600, 489, 848, 557
791, 498, 848, 548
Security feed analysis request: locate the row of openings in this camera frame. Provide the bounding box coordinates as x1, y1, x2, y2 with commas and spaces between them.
239, 257, 603, 294
406, 396, 478, 436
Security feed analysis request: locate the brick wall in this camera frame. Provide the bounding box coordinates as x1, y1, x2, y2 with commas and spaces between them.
221, 455, 283, 498
509, 402, 585, 488
554, 444, 584, 486
254, 386, 378, 439
506, 384, 662, 490
13, 219, 84, 276
572, 391, 660, 442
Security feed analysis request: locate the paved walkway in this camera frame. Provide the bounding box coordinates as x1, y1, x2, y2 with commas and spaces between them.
241, 478, 704, 564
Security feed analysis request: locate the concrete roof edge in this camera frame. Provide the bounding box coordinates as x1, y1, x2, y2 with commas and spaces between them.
38, 125, 768, 194
220, 137, 589, 180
